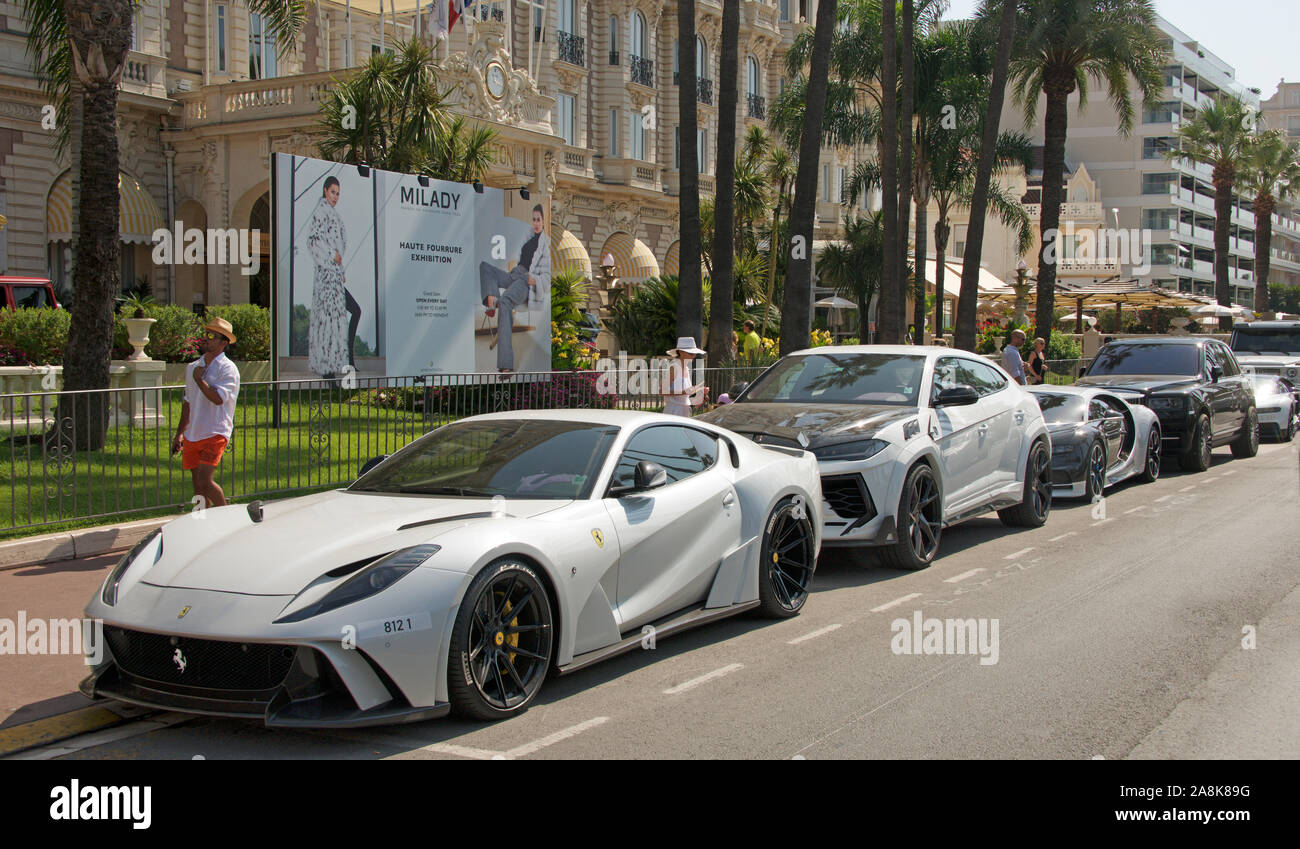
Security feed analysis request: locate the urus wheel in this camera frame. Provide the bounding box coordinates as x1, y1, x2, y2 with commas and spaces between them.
878, 463, 942, 571
999, 440, 1052, 528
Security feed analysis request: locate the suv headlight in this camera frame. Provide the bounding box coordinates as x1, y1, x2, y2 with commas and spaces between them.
1148, 396, 1185, 411
101, 529, 163, 606
811, 438, 890, 462
274, 544, 441, 623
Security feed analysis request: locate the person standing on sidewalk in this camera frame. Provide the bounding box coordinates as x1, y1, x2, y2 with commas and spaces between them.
171, 318, 240, 508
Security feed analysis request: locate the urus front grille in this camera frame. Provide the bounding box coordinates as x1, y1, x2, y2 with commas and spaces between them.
105, 626, 296, 692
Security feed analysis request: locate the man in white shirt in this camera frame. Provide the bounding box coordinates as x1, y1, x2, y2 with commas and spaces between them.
171, 318, 241, 508
1001, 329, 1027, 385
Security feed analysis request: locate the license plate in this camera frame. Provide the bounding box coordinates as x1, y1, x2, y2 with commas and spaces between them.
359, 611, 433, 640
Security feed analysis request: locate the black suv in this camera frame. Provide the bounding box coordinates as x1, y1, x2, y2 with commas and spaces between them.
1075, 338, 1258, 471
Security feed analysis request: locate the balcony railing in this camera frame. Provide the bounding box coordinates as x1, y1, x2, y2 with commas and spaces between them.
558, 31, 585, 67
747, 93, 766, 119
698, 78, 714, 105
630, 55, 654, 87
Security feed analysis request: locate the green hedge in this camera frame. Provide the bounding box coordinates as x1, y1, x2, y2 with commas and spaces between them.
0, 305, 271, 366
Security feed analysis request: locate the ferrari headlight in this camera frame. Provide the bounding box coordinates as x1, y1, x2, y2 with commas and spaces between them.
274, 544, 441, 624
811, 438, 890, 462
101, 529, 163, 606
1148, 396, 1185, 411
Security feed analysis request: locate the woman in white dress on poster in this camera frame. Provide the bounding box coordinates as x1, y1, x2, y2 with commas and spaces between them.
307, 177, 352, 378
661, 337, 709, 417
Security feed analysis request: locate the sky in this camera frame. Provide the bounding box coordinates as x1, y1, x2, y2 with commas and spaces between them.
939, 0, 1299, 99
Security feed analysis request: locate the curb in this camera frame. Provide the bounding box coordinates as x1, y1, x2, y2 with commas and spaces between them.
0, 517, 172, 569
0, 701, 156, 758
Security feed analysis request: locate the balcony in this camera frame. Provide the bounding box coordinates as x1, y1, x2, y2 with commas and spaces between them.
558, 31, 585, 67
1021, 201, 1104, 221
747, 93, 766, 120
120, 50, 167, 99
598, 158, 662, 190
630, 55, 654, 88
697, 78, 714, 105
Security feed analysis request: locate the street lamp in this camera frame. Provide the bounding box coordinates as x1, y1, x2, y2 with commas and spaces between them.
598, 252, 618, 290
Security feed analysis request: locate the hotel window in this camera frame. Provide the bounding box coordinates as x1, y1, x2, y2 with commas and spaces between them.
1142, 208, 1177, 230
698, 128, 708, 174
1142, 173, 1177, 195
837, 167, 847, 204
673, 126, 680, 170
558, 0, 575, 37
216, 5, 227, 73
1142, 137, 1176, 160
249, 12, 278, 80
630, 111, 646, 161
821, 164, 829, 202
954, 224, 968, 258
131, 7, 142, 51
1150, 244, 1178, 266
610, 109, 619, 156
609, 16, 618, 64
779, 0, 790, 21
697, 35, 707, 79
673, 38, 679, 85
1142, 102, 1179, 124
557, 94, 576, 147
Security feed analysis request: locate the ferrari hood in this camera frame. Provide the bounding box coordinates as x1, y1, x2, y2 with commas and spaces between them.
143, 489, 568, 595
1075, 375, 1200, 394
702, 402, 918, 446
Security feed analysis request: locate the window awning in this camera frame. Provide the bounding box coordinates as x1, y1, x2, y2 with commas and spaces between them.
46, 170, 166, 245
600, 231, 660, 282
551, 227, 591, 277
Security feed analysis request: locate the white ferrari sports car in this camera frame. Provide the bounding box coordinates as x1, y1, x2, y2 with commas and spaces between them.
81, 411, 822, 725
700, 346, 1052, 571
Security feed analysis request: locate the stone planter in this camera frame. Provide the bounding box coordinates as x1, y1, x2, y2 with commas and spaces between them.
123, 317, 158, 361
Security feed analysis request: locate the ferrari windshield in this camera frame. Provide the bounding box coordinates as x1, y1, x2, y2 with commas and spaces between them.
1034, 392, 1086, 424
350, 419, 619, 499
1230, 328, 1300, 355
742, 353, 925, 405
1086, 343, 1200, 376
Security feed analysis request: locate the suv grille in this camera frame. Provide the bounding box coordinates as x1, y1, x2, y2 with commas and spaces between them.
821, 474, 876, 520
105, 626, 296, 691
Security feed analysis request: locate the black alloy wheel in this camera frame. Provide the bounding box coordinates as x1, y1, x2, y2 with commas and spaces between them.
1230, 407, 1259, 458
1181, 414, 1213, 472
756, 497, 817, 618
879, 463, 943, 571
448, 559, 553, 720
1139, 426, 1161, 483
999, 440, 1052, 528
1085, 441, 1106, 501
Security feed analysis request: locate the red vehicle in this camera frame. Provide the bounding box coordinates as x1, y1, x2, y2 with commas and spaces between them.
0, 277, 62, 309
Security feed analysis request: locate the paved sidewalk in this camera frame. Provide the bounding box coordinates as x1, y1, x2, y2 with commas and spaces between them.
0, 516, 170, 570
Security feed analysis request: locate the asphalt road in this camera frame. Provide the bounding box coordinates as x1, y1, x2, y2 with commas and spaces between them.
13, 439, 1300, 760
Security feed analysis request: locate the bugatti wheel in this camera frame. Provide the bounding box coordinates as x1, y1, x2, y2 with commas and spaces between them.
448, 558, 553, 721
756, 496, 817, 618
1139, 427, 1161, 483
1084, 441, 1107, 501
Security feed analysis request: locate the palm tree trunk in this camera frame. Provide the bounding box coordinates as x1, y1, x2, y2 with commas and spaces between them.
763, 184, 784, 339
1035, 84, 1071, 343
59, 0, 133, 451
955, 0, 1017, 351
1212, 163, 1235, 330
781, 0, 837, 355
877, 0, 900, 345
708, 0, 740, 368
934, 214, 951, 342
913, 187, 928, 343
677, 0, 703, 343
898, 0, 916, 343
1254, 192, 1274, 313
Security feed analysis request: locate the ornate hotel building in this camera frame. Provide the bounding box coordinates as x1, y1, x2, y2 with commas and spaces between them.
0, 0, 864, 312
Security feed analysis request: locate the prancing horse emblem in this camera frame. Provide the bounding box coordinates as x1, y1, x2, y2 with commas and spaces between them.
177, 605, 191, 619
172, 648, 187, 673
591, 528, 604, 549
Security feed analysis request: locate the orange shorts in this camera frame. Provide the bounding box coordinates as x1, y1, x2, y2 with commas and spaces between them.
182, 435, 228, 470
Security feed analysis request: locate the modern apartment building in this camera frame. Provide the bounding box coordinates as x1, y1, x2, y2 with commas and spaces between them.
993, 15, 1300, 301
0, 0, 866, 312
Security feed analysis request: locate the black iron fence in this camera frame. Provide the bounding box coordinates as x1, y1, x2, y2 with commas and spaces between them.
747, 93, 766, 119
557, 31, 585, 66
630, 55, 654, 87
1, 367, 765, 535
697, 77, 714, 104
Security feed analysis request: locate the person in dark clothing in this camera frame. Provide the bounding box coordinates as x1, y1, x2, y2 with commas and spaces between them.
1026, 336, 1048, 385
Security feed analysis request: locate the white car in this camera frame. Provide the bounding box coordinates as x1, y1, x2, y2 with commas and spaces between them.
81, 411, 822, 725
1249, 374, 1298, 442
700, 346, 1052, 571
1230, 321, 1300, 382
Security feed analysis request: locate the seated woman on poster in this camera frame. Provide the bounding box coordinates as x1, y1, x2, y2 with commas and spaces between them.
479, 204, 551, 373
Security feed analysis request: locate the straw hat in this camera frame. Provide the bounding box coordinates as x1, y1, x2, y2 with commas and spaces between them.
666, 336, 706, 356
203, 317, 236, 344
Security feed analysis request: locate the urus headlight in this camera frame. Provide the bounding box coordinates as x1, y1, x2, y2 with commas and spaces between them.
812, 438, 890, 462
274, 544, 441, 623
101, 529, 163, 606
1148, 396, 1185, 411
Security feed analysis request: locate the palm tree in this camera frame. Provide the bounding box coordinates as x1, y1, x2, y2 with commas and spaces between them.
818, 211, 887, 341
708, 0, 742, 368
899, 0, 917, 343
1240, 130, 1300, 310
318, 39, 496, 182
23, 0, 307, 449
955, 0, 1020, 352
781, 0, 839, 355
677, 0, 704, 343
1167, 94, 1256, 323
1009, 0, 1167, 342
878, 0, 901, 344
762, 144, 797, 338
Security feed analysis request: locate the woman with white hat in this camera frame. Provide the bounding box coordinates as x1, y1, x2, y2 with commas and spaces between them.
661, 337, 710, 417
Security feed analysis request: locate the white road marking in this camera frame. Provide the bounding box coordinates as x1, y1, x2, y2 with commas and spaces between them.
420, 742, 501, 760
1222, 470, 1236, 475
944, 569, 985, 584
870, 593, 923, 613
1179, 485, 1196, 492
1005, 547, 1034, 560
1049, 531, 1077, 542
788, 623, 842, 645
504, 716, 609, 758
1123, 505, 1148, 514
1154, 495, 1172, 503
7, 712, 193, 760
663, 663, 744, 695
1091, 519, 1112, 527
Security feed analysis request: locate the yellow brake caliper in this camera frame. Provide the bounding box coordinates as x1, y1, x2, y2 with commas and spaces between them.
501, 598, 519, 664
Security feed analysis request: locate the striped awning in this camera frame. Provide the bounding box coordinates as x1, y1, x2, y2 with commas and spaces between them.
552, 227, 592, 277
664, 241, 680, 276
600, 231, 660, 282
46, 170, 166, 244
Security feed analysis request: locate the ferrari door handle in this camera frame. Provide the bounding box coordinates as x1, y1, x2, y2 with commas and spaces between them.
722, 491, 736, 508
